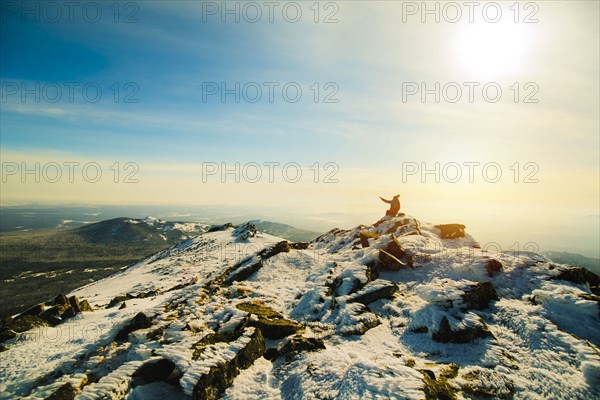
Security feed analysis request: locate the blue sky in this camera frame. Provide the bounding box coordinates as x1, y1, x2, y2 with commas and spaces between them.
1, 1, 599, 256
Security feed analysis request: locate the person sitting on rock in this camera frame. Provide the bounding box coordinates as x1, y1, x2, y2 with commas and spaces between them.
380, 194, 401, 217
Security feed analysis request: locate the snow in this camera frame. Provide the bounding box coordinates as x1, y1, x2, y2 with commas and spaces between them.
1, 216, 599, 399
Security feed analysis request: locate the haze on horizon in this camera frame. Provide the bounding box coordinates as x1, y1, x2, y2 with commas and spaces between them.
1, 2, 598, 257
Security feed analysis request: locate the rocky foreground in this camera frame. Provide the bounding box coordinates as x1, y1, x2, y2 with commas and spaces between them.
1, 216, 599, 399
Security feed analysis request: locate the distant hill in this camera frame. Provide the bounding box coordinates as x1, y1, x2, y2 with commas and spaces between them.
0, 217, 209, 318
542, 250, 600, 275
73, 216, 209, 244
248, 220, 321, 242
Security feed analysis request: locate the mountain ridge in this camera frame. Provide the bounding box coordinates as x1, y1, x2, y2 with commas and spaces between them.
1, 215, 599, 399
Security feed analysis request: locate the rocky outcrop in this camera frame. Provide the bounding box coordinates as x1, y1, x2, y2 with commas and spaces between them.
192, 327, 265, 400
435, 224, 466, 239
1, 293, 95, 342
458, 368, 515, 399
421, 363, 459, 400
225, 258, 263, 284
553, 266, 600, 295
222, 241, 291, 284
290, 242, 310, 250
207, 223, 233, 232
0, 315, 49, 343
232, 222, 257, 240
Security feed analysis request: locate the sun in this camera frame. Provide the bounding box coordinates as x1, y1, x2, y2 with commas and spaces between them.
453, 21, 534, 78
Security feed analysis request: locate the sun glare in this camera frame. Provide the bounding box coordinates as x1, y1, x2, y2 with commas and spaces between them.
454, 21, 534, 78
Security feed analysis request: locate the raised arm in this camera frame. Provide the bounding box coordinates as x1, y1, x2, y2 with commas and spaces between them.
379, 196, 391, 204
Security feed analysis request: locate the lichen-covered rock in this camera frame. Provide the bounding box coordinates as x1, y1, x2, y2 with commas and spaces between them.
461, 282, 499, 311
236, 302, 283, 319
359, 231, 380, 248
421, 367, 459, 400
457, 367, 515, 399
277, 335, 326, 359
235, 302, 300, 339
253, 316, 301, 339
115, 312, 152, 341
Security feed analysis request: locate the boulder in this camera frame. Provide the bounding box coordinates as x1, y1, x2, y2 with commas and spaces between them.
258, 241, 291, 259
358, 231, 380, 248
253, 317, 301, 340
235, 302, 299, 339
276, 335, 325, 359
18, 303, 45, 318
131, 358, 181, 387
384, 235, 414, 268
461, 282, 499, 311
236, 303, 283, 319
68, 296, 81, 313
348, 279, 399, 305
53, 294, 69, 307
435, 224, 466, 239
432, 316, 494, 343
378, 249, 407, 271
486, 259, 503, 277
115, 312, 152, 341
39, 306, 63, 326
107, 295, 130, 308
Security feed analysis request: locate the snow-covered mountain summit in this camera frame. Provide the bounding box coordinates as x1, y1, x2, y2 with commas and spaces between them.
1, 215, 599, 399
